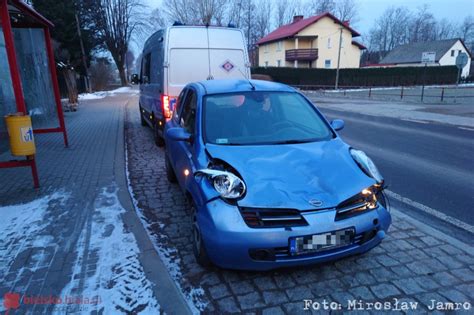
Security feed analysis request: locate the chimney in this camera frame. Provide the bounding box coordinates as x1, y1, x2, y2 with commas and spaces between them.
343, 20, 350, 27
293, 15, 304, 23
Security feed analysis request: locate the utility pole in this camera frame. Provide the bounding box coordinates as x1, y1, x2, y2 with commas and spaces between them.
75, 12, 91, 93
335, 27, 343, 90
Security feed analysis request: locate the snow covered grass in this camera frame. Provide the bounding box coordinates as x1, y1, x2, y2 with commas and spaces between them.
56, 185, 161, 314
124, 142, 206, 313
78, 86, 138, 101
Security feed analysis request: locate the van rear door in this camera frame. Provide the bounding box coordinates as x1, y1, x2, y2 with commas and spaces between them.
167, 28, 209, 99
208, 28, 250, 79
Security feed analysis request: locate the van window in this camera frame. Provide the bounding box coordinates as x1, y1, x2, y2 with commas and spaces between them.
150, 51, 160, 84
180, 90, 197, 134
141, 53, 151, 84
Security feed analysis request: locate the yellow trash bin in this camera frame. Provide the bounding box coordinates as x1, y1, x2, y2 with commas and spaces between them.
5, 113, 36, 156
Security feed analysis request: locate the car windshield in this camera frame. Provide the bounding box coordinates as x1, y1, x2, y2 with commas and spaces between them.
203, 91, 333, 145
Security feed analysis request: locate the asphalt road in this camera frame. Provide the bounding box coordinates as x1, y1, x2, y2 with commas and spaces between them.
318, 107, 474, 231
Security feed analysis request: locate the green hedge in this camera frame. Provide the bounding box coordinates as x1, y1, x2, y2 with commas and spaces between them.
251, 66, 458, 87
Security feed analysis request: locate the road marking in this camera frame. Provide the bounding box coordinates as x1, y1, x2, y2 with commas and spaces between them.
385, 190, 474, 234
458, 126, 474, 131
401, 118, 429, 124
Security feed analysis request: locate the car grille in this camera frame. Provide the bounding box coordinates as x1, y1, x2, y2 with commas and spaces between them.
239, 207, 309, 228
249, 230, 377, 261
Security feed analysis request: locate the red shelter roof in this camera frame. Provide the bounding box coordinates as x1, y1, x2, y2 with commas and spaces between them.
8, 0, 54, 27
257, 12, 361, 45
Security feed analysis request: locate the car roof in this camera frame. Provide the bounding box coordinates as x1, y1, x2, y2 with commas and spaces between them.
194, 79, 295, 95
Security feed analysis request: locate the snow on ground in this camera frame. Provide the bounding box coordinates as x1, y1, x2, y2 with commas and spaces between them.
124, 143, 206, 313
56, 185, 161, 314
78, 86, 138, 101
0, 191, 70, 312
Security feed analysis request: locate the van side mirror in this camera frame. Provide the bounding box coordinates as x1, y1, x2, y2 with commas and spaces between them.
331, 119, 345, 131
166, 127, 192, 142
131, 74, 139, 84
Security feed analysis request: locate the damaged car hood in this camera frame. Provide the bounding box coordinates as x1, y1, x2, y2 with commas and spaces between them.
205, 139, 375, 210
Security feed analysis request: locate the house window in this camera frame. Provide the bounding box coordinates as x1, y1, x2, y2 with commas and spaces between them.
325, 59, 331, 68
327, 37, 331, 48
277, 60, 281, 67
264, 45, 268, 53
276, 42, 282, 52
459, 50, 462, 55
451, 50, 455, 56
264, 61, 268, 67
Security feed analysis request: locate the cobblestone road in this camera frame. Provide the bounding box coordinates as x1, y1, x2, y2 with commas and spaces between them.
125, 99, 474, 314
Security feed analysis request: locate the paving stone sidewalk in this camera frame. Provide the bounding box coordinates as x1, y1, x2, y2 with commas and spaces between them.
0, 94, 180, 314
125, 99, 474, 314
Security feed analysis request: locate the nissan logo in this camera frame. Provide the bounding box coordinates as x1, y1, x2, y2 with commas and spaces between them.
309, 199, 323, 207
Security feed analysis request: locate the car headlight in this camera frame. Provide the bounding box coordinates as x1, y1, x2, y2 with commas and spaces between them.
350, 149, 384, 184
336, 186, 379, 219
195, 169, 246, 199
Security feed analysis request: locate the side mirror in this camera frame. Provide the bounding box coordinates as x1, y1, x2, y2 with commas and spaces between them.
166, 127, 192, 142
131, 74, 139, 84
331, 119, 345, 131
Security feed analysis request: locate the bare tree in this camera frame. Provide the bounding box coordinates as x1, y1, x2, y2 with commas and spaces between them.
275, 0, 302, 27
408, 4, 437, 42
197, 0, 228, 25
149, 8, 167, 31
90, 57, 115, 91
334, 0, 358, 23
163, 0, 199, 24
164, 0, 228, 25
89, 0, 148, 86
227, 0, 245, 27
435, 18, 457, 40
459, 15, 474, 51
309, 0, 335, 15
253, 0, 273, 39
368, 6, 411, 55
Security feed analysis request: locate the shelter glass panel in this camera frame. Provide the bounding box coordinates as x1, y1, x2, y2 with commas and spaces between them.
0, 26, 17, 154
12, 28, 58, 129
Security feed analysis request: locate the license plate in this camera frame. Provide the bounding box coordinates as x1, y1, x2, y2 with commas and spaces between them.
289, 228, 355, 255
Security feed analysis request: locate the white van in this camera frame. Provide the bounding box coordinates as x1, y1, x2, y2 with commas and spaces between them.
135, 25, 251, 146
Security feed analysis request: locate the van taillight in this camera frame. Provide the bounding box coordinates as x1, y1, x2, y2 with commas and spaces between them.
161, 94, 171, 119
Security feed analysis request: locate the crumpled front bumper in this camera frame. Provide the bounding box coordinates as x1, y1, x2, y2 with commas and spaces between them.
197, 198, 391, 271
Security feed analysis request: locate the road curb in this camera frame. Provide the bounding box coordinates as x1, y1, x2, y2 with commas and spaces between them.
115, 100, 192, 315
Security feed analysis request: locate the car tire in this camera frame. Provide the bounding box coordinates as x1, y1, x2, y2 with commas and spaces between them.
140, 107, 146, 126
191, 205, 212, 268
154, 120, 165, 147
165, 153, 177, 183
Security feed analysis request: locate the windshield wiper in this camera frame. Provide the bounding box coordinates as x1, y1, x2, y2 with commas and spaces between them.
272, 139, 316, 145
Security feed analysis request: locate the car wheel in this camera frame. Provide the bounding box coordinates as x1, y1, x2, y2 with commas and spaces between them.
154, 120, 165, 147
140, 107, 146, 126
191, 205, 212, 268
165, 153, 177, 183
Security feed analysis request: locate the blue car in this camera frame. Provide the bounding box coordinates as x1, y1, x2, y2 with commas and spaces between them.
164, 79, 391, 270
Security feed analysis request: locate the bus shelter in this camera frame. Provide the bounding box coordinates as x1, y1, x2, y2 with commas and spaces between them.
0, 0, 68, 188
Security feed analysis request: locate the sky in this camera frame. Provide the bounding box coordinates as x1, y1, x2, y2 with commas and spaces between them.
135, 0, 473, 53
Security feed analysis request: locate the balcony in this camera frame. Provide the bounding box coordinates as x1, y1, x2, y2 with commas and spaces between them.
285, 49, 318, 61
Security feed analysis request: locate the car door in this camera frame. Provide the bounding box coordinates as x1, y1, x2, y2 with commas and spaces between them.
174, 88, 198, 189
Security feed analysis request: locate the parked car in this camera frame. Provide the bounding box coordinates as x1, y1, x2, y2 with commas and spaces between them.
164, 79, 391, 270
133, 25, 250, 146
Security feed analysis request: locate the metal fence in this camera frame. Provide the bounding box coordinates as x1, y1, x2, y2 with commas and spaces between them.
295, 84, 474, 104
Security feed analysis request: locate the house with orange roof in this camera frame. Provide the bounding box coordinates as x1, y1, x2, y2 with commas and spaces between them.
257, 12, 366, 69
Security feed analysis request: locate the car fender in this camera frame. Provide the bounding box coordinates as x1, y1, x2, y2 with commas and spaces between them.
186, 174, 220, 209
